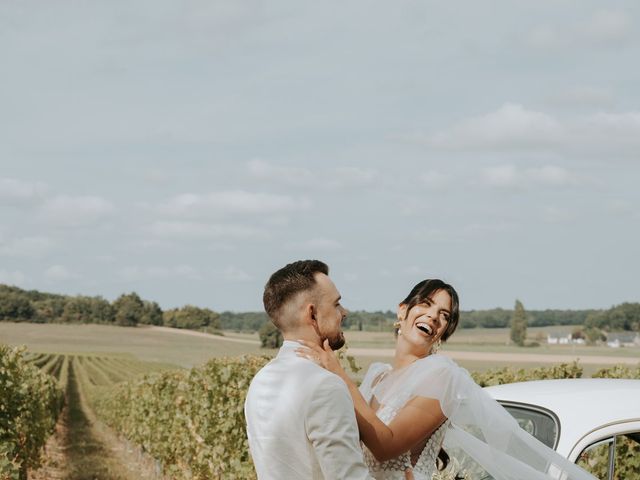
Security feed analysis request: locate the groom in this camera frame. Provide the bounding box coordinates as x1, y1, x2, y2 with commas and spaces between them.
244, 260, 372, 479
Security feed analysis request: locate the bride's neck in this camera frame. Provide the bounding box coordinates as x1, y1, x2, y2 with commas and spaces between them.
393, 338, 428, 370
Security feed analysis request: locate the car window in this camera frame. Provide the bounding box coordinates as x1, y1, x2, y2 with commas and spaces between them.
577, 438, 612, 479
501, 404, 558, 448
613, 432, 640, 480
577, 432, 640, 480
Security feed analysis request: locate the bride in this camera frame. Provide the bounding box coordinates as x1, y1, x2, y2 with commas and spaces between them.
296, 279, 596, 480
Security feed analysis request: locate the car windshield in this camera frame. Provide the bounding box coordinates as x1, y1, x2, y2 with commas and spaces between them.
501, 404, 559, 449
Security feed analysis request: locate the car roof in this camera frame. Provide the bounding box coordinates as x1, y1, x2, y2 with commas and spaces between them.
484, 378, 640, 456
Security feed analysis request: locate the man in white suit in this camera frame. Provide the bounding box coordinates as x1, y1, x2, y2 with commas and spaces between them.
245, 260, 372, 479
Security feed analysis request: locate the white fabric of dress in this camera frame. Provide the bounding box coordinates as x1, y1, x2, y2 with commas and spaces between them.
358, 354, 597, 480
359, 361, 447, 480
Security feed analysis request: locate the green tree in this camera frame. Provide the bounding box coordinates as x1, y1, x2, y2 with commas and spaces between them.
510, 299, 528, 346
60, 296, 95, 323
162, 305, 219, 330
0, 291, 34, 321
140, 301, 163, 325
91, 297, 115, 323
32, 297, 66, 323
259, 321, 283, 348
584, 327, 606, 345
113, 292, 144, 326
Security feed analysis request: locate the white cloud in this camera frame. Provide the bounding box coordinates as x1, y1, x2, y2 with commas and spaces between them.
247, 158, 313, 185
413, 103, 563, 151
328, 167, 378, 188
220, 266, 253, 282
159, 190, 310, 217
0, 269, 27, 285
149, 221, 268, 240
570, 112, 640, 157
119, 264, 201, 281
0, 178, 47, 206
481, 165, 579, 189
0, 236, 53, 257
43, 265, 81, 281
288, 237, 343, 251
482, 165, 519, 188
246, 160, 378, 189
405, 104, 640, 157
40, 195, 115, 227
526, 166, 575, 187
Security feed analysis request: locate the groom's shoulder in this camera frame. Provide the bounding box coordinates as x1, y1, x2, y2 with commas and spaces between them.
253, 354, 346, 391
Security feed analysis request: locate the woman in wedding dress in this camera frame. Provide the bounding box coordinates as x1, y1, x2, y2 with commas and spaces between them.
297, 279, 596, 480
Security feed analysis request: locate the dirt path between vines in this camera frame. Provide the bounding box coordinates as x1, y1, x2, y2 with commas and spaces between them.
30, 359, 163, 480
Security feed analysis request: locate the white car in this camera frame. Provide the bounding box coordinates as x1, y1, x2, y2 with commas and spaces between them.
485, 378, 640, 480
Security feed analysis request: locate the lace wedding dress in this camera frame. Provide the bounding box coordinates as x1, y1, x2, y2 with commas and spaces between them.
357, 355, 597, 480
359, 362, 447, 479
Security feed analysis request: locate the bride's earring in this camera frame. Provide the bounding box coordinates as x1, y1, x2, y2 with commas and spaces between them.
393, 320, 402, 335
430, 338, 442, 354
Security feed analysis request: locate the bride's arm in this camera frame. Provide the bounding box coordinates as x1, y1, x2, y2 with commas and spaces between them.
297, 340, 446, 462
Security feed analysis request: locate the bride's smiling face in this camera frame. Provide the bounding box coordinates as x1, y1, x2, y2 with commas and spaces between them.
397, 289, 452, 353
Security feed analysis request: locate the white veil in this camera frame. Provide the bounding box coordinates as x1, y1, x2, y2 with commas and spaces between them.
360, 355, 597, 480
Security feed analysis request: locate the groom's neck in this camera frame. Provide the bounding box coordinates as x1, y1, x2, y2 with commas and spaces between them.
282, 328, 321, 347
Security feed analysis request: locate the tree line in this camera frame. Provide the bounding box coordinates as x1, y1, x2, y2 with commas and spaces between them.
0, 284, 220, 330
2, 283, 638, 337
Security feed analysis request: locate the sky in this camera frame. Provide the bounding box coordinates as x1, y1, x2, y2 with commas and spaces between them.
1, 1, 639, 312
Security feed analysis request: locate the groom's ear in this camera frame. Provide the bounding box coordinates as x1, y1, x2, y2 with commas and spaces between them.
304, 302, 317, 324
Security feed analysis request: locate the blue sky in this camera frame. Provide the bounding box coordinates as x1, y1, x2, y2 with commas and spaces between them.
1, 1, 639, 311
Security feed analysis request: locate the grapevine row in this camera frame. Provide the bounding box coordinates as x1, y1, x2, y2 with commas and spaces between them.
0, 346, 63, 480
95, 355, 270, 480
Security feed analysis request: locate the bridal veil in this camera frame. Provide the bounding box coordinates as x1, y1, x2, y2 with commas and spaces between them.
360, 355, 597, 480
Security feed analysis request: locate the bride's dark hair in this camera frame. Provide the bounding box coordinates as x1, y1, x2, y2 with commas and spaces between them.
399, 278, 460, 341
401, 279, 461, 473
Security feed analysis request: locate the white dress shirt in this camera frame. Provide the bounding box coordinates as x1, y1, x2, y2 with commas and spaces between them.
245, 340, 372, 479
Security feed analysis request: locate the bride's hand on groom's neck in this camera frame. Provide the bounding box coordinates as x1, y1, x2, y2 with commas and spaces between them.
295, 339, 348, 380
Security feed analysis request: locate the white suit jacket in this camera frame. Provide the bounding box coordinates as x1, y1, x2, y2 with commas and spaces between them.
245, 341, 372, 479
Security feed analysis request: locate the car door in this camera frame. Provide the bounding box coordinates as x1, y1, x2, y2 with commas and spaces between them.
575, 428, 640, 479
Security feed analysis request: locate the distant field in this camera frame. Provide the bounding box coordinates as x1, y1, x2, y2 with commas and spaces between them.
0, 322, 272, 368
344, 326, 640, 358
344, 325, 578, 347
2, 322, 637, 374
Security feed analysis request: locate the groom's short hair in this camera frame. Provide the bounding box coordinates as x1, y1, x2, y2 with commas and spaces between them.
263, 260, 329, 328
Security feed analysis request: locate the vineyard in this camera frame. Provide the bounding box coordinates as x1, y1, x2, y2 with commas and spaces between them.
3, 340, 640, 480
1, 347, 177, 480
1, 346, 268, 480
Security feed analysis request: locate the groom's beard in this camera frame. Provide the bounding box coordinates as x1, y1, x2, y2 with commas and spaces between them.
325, 330, 346, 351
314, 321, 346, 350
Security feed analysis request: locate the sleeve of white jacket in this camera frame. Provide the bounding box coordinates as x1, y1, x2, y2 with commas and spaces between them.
306, 374, 373, 480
